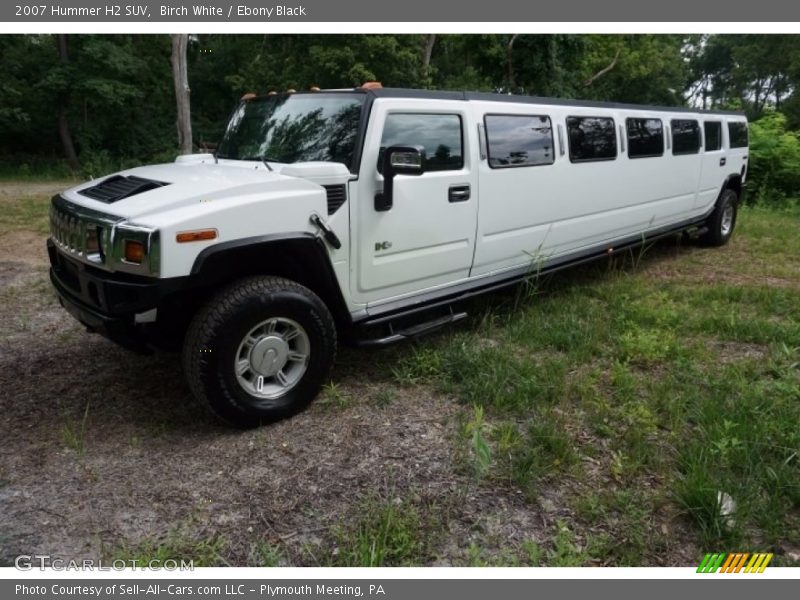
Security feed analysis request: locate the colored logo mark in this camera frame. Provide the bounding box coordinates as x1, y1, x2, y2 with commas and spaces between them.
697, 552, 773, 573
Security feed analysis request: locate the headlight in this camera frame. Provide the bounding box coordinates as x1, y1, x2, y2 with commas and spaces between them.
110, 223, 160, 276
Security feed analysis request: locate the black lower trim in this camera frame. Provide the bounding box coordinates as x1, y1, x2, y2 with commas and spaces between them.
48, 239, 188, 316
48, 239, 196, 352
50, 268, 152, 353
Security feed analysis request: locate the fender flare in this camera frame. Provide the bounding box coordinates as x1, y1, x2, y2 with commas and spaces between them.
189, 233, 352, 325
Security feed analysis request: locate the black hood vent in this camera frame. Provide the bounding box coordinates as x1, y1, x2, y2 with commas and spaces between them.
78, 175, 169, 203
324, 185, 347, 215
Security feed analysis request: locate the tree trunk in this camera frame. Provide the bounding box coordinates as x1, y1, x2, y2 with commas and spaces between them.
422, 34, 436, 68
507, 34, 519, 90
419, 34, 436, 88
171, 34, 192, 155
56, 34, 80, 172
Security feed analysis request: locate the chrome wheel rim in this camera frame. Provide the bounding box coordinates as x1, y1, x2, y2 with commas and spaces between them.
721, 203, 735, 236
235, 317, 310, 400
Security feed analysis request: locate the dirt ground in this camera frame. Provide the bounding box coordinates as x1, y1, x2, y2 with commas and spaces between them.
0, 181, 598, 567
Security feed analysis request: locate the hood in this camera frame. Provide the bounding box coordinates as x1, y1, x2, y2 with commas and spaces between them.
62, 158, 350, 222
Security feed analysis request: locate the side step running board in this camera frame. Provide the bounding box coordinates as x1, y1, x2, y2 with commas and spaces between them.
356, 309, 468, 348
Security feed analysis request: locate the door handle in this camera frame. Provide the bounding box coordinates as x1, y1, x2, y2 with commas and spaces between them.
448, 184, 471, 203
719, 157, 727, 166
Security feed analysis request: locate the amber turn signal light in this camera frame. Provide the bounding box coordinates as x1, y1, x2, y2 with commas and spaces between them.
176, 229, 218, 243
123, 239, 145, 263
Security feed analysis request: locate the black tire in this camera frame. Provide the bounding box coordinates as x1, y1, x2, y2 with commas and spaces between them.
699, 188, 738, 247
182, 276, 336, 428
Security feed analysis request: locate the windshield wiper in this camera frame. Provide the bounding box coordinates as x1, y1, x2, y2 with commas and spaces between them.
239, 156, 283, 170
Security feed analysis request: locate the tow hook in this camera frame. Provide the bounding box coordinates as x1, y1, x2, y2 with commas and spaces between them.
310, 213, 342, 249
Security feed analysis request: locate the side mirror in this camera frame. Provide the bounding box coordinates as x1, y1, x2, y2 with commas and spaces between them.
375, 145, 425, 211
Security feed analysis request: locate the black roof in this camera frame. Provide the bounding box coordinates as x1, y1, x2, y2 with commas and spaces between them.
368, 87, 745, 117
246, 87, 744, 117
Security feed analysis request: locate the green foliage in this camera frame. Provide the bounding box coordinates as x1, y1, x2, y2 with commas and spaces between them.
0, 33, 710, 173
3, 34, 800, 201
748, 112, 800, 203
111, 530, 227, 567
465, 405, 492, 477
688, 35, 800, 120
390, 206, 800, 554
61, 402, 91, 457
325, 495, 431, 566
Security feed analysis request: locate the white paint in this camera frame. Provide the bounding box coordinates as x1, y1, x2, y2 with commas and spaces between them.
52, 94, 748, 316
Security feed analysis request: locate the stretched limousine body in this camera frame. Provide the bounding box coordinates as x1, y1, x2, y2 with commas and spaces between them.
48, 84, 748, 426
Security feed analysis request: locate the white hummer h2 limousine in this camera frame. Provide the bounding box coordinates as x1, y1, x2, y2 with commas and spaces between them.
48, 83, 749, 427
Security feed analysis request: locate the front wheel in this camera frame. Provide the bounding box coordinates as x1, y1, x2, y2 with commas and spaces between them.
182, 276, 337, 428
699, 188, 739, 247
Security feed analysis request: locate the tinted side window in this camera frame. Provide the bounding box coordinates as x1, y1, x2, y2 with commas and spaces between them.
671, 119, 701, 155
566, 117, 617, 162
704, 121, 722, 151
379, 113, 463, 172
485, 114, 554, 168
728, 122, 748, 148
626, 118, 663, 158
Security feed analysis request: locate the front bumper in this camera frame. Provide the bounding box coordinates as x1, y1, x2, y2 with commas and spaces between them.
48, 239, 184, 352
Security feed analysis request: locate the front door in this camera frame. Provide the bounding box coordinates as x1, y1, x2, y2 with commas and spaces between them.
352, 100, 478, 306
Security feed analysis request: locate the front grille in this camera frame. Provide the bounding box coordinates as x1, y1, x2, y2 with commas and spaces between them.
78, 174, 168, 203
324, 184, 347, 215
49, 197, 116, 266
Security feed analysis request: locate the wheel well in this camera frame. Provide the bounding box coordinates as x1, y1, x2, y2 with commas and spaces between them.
723, 175, 742, 199
153, 236, 351, 350
195, 237, 349, 322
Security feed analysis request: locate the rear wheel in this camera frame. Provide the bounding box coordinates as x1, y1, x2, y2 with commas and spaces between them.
699, 188, 738, 247
182, 276, 336, 428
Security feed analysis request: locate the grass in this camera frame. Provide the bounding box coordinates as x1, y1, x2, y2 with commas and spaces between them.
393, 204, 800, 561
4, 179, 798, 566
0, 191, 53, 235
313, 494, 440, 567
110, 529, 227, 567
61, 402, 91, 457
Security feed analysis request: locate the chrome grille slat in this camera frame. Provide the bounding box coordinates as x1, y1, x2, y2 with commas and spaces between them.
49, 195, 121, 269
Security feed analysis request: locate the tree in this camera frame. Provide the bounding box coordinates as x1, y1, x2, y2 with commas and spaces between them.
421, 34, 436, 88
687, 35, 800, 120
56, 34, 80, 171
171, 34, 192, 154
3, 32, 800, 186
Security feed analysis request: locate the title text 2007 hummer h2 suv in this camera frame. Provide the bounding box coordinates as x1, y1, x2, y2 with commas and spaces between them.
48, 83, 748, 427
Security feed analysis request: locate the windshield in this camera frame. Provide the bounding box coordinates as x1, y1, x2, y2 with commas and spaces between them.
216, 93, 365, 169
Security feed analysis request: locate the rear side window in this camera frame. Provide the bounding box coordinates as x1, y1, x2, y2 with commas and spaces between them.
671, 119, 701, 155
485, 114, 555, 168
626, 118, 663, 158
704, 121, 722, 151
728, 122, 748, 148
379, 113, 463, 172
566, 116, 617, 162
